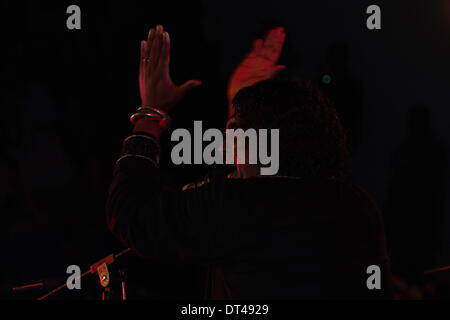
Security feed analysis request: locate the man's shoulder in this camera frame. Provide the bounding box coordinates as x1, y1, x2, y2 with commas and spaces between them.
181, 174, 379, 213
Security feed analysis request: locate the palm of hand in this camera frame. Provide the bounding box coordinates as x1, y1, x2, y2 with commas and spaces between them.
228, 27, 286, 105
140, 26, 201, 111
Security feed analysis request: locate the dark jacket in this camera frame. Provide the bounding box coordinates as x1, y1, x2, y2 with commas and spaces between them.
106, 135, 392, 299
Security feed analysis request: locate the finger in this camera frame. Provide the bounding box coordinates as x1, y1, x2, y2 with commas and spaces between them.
253, 39, 263, 51
140, 40, 147, 65
247, 39, 263, 58
179, 80, 202, 95
145, 28, 156, 59
140, 41, 149, 88
262, 28, 276, 49
263, 27, 285, 58
158, 31, 171, 71
150, 25, 164, 69
141, 40, 147, 57
270, 65, 286, 77
140, 41, 147, 79
263, 27, 284, 47
261, 27, 286, 62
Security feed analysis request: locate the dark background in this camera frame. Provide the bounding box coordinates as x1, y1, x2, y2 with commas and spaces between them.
0, 0, 449, 299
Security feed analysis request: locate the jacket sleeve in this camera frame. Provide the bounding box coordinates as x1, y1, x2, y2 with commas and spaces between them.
105, 134, 230, 264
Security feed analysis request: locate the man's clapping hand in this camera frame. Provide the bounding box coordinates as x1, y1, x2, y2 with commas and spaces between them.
227, 27, 286, 116
139, 25, 201, 111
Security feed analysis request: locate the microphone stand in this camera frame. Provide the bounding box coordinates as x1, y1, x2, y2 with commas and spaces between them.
37, 248, 132, 301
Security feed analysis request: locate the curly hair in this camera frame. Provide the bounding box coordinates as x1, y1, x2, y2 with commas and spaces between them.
230, 79, 349, 179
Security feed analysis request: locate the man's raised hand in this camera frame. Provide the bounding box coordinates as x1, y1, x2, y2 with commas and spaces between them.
227, 27, 286, 114
139, 25, 201, 111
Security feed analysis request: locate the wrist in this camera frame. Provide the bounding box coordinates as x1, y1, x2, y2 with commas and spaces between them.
133, 118, 167, 139
141, 101, 173, 112
130, 106, 172, 139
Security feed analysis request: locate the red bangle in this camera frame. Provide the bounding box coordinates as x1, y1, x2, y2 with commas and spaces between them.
130, 112, 160, 125
138, 107, 171, 122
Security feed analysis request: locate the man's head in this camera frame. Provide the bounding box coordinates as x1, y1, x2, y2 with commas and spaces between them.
228, 79, 348, 179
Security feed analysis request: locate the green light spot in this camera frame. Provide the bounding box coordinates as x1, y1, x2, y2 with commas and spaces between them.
322, 74, 332, 85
